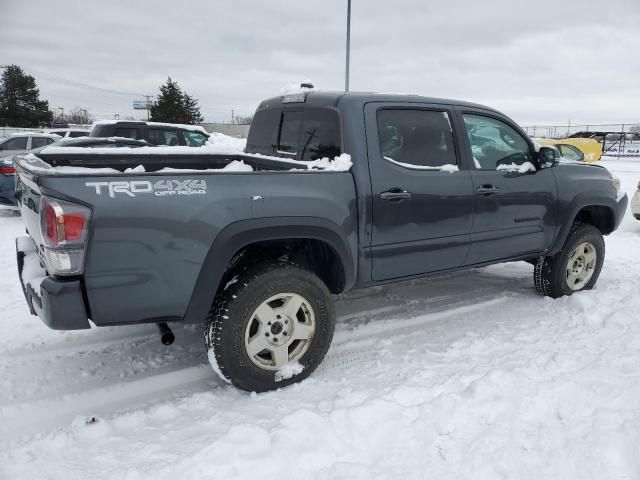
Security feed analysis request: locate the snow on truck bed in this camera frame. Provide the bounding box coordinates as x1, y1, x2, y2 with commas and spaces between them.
20, 132, 353, 174
1, 157, 639, 479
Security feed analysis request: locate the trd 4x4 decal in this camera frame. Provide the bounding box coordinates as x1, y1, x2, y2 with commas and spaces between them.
85, 179, 207, 198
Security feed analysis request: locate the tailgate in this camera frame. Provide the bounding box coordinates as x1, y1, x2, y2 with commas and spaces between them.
15, 167, 45, 251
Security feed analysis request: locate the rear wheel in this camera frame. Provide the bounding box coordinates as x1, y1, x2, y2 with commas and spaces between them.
204, 261, 335, 392
534, 222, 605, 298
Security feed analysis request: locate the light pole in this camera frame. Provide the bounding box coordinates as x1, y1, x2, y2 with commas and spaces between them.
81, 109, 88, 127
345, 0, 352, 92
57, 107, 64, 123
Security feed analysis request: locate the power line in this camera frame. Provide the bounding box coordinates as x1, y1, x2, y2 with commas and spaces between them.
23, 66, 147, 97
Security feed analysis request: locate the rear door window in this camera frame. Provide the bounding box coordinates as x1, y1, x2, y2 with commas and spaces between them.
69, 131, 88, 138
376, 109, 457, 168
1, 137, 28, 150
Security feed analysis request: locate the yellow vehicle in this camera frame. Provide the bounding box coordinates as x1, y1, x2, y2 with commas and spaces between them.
534, 138, 602, 163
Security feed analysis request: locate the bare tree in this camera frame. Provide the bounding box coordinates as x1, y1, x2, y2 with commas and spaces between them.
66, 107, 94, 126
235, 115, 253, 125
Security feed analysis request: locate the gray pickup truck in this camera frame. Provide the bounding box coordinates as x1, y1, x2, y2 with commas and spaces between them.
14, 91, 628, 392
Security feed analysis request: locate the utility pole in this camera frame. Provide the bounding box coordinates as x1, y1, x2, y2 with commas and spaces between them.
231, 109, 235, 124
81, 109, 88, 127
57, 107, 64, 123
345, 0, 352, 92
144, 95, 153, 121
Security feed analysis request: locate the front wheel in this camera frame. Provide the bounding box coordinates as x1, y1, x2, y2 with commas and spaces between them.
204, 262, 335, 392
534, 222, 605, 298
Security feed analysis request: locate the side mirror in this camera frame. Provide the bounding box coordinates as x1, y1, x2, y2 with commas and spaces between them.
537, 146, 557, 168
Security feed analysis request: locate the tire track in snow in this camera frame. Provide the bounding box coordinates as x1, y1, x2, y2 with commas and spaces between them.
322, 296, 512, 371
1, 295, 512, 440
1, 365, 218, 439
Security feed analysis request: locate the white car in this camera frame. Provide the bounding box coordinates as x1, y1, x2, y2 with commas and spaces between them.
41, 128, 90, 139
0, 132, 61, 158
631, 182, 640, 220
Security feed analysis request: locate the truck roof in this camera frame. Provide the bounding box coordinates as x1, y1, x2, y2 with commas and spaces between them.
257, 91, 503, 115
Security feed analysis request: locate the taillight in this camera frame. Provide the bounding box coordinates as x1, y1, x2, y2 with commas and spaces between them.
40, 196, 91, 275
0, 165, 15, 175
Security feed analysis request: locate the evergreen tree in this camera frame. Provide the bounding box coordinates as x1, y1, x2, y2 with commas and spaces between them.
0, 65, 53, 127
149, 77, 203, 125
182, 93, 203, 124
149, 77, 184, 123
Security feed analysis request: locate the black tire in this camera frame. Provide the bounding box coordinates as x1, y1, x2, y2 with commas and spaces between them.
204, 261, 335, 392
534, 222, 605, 298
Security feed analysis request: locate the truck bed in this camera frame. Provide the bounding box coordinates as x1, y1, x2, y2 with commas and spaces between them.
14, 150, 358, 328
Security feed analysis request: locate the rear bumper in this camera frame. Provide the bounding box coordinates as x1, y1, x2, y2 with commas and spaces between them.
16, 236, 91, 330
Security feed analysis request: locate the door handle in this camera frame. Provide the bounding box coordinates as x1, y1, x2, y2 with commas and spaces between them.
380, 188, 412, 202
476, 184, 500, 195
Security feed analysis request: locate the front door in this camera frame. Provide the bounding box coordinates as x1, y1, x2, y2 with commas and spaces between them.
366, 103, 475, 281
459, 111, 557, 265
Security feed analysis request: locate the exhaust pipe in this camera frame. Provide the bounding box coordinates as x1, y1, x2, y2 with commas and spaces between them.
156, 322, 175, 346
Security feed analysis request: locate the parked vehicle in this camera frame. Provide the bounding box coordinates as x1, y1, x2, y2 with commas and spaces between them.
89, 120, 209, 146
631, 182, 640, 220
0, 132, 60, 158
0, 133, 62, 206
535, 137, 603, 162
1, 137, 149, 208
14, 91, 627, 392
42, 128, 91, 139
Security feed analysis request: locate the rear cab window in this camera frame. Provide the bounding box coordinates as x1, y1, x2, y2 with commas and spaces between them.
246, 107, 341, 161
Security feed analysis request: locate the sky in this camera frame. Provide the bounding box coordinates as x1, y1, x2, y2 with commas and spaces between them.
1, 0, 639, 126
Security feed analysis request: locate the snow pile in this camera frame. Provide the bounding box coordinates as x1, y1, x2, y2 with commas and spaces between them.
275, 361, 304, 382
497, 161, 536, 173
280, 80, 315, 95
303, 153, 352, 171
157, 160, 254, 174
206, 131, 246, 151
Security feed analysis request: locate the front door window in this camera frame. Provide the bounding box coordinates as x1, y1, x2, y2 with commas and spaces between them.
463, 114, 532, 170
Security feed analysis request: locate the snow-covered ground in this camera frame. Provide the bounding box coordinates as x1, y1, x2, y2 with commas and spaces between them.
1, 158, 640, 479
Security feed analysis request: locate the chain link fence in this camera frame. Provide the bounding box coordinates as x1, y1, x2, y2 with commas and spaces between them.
522, 123, 640, 157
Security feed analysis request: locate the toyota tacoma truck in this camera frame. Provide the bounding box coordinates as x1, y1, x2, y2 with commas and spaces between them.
14, 91, 628, 392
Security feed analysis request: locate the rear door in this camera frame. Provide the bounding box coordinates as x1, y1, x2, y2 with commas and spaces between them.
366, 102, 475, 281
0, 136, 29, 157
457, 109, 557, 264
